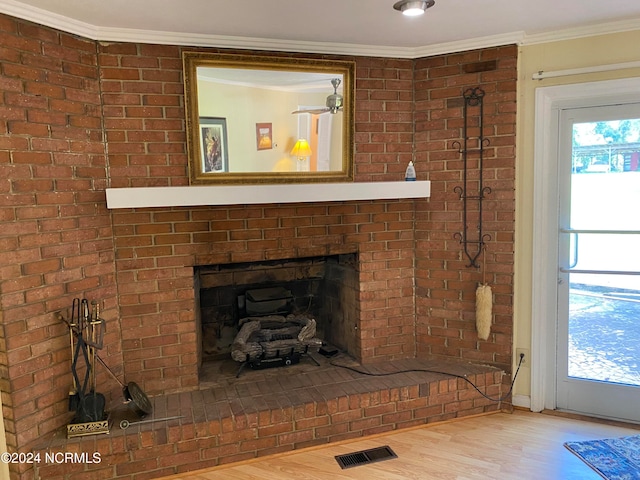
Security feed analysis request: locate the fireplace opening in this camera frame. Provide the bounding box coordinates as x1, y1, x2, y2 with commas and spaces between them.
196, 253, 359, 376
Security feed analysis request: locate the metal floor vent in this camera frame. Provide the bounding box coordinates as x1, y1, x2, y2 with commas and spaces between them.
335, 445, 397, 469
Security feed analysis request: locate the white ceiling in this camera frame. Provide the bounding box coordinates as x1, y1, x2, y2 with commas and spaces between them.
3, 0, 640, 58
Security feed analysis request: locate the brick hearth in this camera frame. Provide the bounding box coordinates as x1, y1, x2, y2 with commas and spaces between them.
34, 357, 506, 479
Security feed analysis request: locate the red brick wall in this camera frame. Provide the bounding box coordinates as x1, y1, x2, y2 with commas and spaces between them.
0, 12, 516, 478
414, 47, 517, 365
0, 15, 123, 476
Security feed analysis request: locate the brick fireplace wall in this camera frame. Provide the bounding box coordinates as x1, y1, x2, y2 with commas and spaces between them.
0, 12, 516, 479
414, 48, 517, 366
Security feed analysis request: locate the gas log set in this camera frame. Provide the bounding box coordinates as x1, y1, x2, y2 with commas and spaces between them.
57, 298, 152, 438
231, 313, 323, 376
229, 287, 324, 377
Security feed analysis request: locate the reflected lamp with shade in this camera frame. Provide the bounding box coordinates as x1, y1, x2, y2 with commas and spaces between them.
290, 139, 312, 171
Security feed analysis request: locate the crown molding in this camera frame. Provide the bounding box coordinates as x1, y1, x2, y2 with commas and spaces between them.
522, 16, 640, 45
412, 31, 525, 57
1, 0, 639, 59
95, 28, 419, 59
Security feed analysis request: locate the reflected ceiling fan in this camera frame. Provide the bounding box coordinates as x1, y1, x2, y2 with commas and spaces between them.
292, 78, 343, 115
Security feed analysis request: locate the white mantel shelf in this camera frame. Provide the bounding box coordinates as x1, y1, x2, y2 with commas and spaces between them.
105, 181, 430, 209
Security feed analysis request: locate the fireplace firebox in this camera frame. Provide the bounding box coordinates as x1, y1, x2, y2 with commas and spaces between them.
196, 253, 359, 375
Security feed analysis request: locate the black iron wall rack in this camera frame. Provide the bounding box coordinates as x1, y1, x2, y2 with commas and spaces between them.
452, 87, 491, 268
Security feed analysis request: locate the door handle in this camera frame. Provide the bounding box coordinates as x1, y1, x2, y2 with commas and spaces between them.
569, 231, 578, 269
559, 228, 579, 271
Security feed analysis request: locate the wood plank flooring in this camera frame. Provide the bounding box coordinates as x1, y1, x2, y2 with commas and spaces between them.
159, 410, 640, 480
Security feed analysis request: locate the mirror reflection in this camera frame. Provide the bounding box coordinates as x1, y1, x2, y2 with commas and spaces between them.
183, 52, 355, 184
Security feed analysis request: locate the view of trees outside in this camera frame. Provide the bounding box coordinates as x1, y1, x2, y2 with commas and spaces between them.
572, 119, 640, 172
580, 119, 640, 142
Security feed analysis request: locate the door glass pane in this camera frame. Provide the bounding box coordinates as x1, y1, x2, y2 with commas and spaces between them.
568, 119, 640, 386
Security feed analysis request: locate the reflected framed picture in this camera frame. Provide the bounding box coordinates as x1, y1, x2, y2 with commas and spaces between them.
199, 117, 228, 173
256, 122, 272, 150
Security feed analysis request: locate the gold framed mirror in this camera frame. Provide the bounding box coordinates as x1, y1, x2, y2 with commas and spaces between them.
183, 52, 355, 184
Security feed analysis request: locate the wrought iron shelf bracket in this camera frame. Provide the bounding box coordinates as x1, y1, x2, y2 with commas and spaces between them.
453, 87, 491, 268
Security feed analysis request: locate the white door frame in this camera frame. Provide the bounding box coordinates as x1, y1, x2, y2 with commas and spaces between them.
531, 77, 640, 412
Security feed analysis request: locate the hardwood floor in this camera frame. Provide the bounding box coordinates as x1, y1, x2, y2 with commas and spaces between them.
160, 410, 640, 480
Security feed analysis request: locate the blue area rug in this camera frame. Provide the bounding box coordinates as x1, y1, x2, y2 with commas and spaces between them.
564, 435, 640, 479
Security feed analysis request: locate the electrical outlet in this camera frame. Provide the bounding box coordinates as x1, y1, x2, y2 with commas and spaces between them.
516, 348, 529, 366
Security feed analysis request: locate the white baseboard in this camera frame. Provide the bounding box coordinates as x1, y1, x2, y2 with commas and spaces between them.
512, 394, 531, 409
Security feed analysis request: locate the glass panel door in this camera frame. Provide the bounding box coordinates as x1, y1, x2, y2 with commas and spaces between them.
556, 104, 640, 422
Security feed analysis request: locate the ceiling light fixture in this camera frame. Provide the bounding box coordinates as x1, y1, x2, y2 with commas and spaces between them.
393, 0, 435, 17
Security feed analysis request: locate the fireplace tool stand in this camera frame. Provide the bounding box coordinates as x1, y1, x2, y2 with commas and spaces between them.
58, 298, 109, 438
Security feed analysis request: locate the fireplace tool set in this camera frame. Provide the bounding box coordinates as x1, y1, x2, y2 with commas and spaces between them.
55, 298, 108, 437
58, 298, 153, 437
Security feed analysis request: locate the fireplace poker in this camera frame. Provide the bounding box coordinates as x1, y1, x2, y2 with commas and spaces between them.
56, 299, 82, 411
119, 415, 184, 430
86, 301, 105, 400
85, 300, 105, 350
